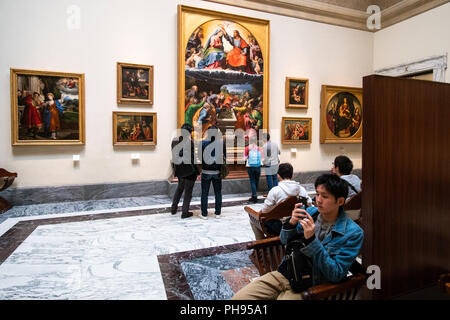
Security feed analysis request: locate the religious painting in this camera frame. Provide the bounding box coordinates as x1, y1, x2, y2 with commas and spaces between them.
117, 62, 153, 105
10, 68, 85, 146
320, 85, 362, 143
178, 5, 270, 140
282, 117, 312, 144
113, 112, 156, 146
285, 77, 309, 108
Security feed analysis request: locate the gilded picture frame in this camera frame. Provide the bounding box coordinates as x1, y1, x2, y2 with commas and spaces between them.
320, 85, 363, 144
113, 111, 157, 146
117, 62, 154, 105
285, 77, 309, 109
10, 68, 85, 146
178, 5, 270, 138
282, 117, 312, 144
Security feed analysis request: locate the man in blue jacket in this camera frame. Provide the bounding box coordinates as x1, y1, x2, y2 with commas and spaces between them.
232, 173, 364, 300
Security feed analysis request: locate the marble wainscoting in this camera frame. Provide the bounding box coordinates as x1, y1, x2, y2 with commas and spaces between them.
0, 203, 262, 300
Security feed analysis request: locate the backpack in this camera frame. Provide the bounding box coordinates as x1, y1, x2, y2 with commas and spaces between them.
277, 209, 319, 293
247, 148, 261, 167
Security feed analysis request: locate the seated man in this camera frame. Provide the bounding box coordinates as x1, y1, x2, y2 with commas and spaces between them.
250, 163, 313, 240
331, 155, 361, 200
233, 173, 364, 300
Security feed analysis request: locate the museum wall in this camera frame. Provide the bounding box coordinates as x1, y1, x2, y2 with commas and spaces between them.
0, 0, 372, 188
373, 2, 450, 82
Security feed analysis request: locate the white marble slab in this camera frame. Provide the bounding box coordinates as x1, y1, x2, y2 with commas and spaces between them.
0, 204, 262, 300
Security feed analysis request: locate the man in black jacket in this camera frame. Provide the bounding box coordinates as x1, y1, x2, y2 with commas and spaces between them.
171, 123, 199, 219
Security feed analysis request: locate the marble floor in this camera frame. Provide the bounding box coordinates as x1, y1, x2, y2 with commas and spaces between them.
0, 194, 264, 300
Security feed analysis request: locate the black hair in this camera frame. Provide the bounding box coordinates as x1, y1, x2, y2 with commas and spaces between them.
263, 132, 270, 141
277, 163, 293, 180
314, 173, 349, 201
181, 123, 193, 134
333, 155, 353, 175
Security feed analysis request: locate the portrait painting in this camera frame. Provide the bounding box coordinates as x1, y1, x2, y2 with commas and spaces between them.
286, 77, 309, 108
117, 62, 153, 105
10, 68, 85, 146
282, 117, 312, 144
113, 112, 156, 146
320, 85, 362, 143
178, 5, 270, 140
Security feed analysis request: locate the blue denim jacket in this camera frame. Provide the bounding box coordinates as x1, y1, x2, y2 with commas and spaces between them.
280, 207, 364, 286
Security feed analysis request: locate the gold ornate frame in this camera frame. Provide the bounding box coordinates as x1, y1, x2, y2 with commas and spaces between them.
177, 5, 270, 130
10, 68, 85, 146
320, 85, 363, 143
117, 62, 154, 105
285, 77, 309, 109
281, 117, 312, 144
112, 111, 157, 146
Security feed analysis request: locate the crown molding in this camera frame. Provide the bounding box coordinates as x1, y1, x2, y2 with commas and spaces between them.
202, 0, 449, 32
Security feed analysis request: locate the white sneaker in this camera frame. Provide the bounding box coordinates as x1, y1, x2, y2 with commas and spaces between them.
215, 214, 221, 219
199, 215, 207, 220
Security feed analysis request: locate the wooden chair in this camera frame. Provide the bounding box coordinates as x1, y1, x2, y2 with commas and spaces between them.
344, 192, 362, 225
246, 236, 367, 300
244, 195, 299, 238
0, 168, 17, 214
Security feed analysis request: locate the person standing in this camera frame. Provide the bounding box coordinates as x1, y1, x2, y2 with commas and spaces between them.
171, 123, 199, 219
245, 129, 262, 203
262, 132, 280, 191
199, 126, 226, 220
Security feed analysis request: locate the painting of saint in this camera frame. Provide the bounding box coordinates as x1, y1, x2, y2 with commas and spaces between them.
179, 6, 269, 141
10, 69, 85, 145
113, 112, 156, 146
286, 78, 309, 108
325, 92, 362, 138
117, 63, 153, 104
282, 117, 312, 144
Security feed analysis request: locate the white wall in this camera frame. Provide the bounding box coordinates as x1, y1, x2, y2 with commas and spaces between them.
0, 0, 372, 188
374, 2, 450, 82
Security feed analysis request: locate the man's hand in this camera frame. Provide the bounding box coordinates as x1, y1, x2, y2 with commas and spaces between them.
289, 203, 316, 239
299, 211, 315, 239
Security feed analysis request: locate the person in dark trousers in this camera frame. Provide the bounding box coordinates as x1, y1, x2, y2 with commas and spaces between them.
171, 123, 199, 219
232, 174, 363, 300
199, 126, 226, 219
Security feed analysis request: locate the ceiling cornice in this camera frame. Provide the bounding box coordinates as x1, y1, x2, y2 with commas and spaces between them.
202, 0, 449, 32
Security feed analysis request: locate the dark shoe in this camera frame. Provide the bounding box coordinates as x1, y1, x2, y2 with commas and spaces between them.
171, 210, 177, 215
181, 212, 193, 219
248, 196, 258, 203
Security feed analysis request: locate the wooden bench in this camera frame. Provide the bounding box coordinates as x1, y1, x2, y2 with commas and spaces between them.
244, 195, 300, 238
0, 168, 17, 214
344, 192, 362, 225
246, 236, 367, 300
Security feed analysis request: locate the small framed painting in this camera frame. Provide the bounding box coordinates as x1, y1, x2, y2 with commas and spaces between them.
113, 112, 157, 146
285, 77, 309, 108
281, 117, 312, 144
320, 85, 362, 143
10, 68, 85, 146
117, 62, 153, 105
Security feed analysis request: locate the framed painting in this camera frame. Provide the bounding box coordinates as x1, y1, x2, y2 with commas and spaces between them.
285, 77, 309, 108
113, 112, 157, 146
282, 117, 312, 144
178, 5, 270, 140
320, 85, 362, 143
10, 68, 85, 146
117, 62, 153, 105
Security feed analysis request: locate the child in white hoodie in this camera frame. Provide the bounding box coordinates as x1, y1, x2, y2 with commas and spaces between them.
251, 163, 313, 240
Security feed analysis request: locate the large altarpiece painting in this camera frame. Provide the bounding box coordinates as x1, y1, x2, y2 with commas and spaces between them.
177, 5, 270, 141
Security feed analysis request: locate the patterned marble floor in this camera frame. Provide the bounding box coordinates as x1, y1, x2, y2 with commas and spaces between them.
0, 197, 263, 300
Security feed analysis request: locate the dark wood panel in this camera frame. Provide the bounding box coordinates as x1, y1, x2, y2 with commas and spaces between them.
362, 75, 450, 299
